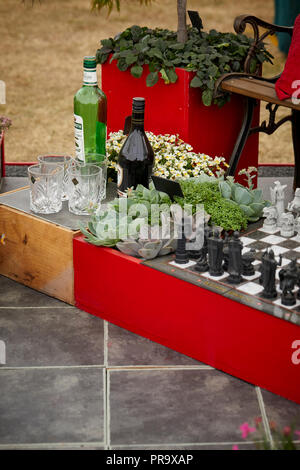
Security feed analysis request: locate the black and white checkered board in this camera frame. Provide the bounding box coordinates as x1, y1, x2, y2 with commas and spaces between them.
169, 226, 300, 313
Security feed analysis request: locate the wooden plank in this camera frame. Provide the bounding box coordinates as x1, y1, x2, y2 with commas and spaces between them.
221, 77, 300, 111
0, 185, 29, 196
0, 205, 80, 304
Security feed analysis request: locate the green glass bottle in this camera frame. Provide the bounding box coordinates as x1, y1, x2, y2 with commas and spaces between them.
74, 56, 107, 163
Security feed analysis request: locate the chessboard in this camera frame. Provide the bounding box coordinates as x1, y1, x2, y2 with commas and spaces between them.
143, 223, 300, 326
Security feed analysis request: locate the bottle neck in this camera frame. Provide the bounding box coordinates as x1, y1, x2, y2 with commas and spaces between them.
131, 109, 145, 130
83, 67, 98, 87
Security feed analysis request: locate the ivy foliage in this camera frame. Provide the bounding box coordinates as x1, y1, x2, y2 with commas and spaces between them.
96, 25, 273, 107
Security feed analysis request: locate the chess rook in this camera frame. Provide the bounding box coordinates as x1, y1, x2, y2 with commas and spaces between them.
207, 230, 224, 277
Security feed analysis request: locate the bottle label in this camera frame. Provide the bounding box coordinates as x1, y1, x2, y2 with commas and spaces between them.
117, 164, 123, 187
83, 68, 97, 86
74, 114, 85, 161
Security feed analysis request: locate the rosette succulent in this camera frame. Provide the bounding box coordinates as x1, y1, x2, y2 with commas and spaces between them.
79, 184, 173, 249
219, 178, 270, 222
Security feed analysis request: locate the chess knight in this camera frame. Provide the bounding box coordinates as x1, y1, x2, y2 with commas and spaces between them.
262, 206, 277, 232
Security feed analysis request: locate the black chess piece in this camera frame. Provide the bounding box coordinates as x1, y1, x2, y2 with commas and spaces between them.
207, 229, 224, 277
222, 233, 229, 271
296, 263, 300, 299
242, 248, 256, 276
187, 240, 202, 260
261, 250, 282, 299
194, 225, 211, 273
259, 250, 268, 285
175, 217, 189, 264
279, 266, 285, 291
227, 231, 243, 284
281, 258, 298, 306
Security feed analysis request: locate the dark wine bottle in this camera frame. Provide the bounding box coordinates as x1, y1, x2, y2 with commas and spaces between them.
117, 97, 154, 197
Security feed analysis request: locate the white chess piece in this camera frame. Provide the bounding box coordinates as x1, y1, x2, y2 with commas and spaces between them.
288, 188, 300, 215
262, 206, 277, 232
294, 216, 300, 239
270, 181, 287, 227
280, 212, 295, 238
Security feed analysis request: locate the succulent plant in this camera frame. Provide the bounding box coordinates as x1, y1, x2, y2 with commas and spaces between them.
219, 178, 270, 222
80, 184, 173, 248
116, 237, 177, 260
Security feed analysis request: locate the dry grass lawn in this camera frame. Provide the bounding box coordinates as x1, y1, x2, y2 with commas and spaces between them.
0, 0, 293, 164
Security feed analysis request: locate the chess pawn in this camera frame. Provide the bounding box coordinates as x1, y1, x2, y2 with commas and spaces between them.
187, 240, 202, 260
294, 216, 300, 239
297, 267, 300, 300
194, 225, 211, 273
242, 248, 256, 276
280, 212, 295, 238
281, 259, 298, 306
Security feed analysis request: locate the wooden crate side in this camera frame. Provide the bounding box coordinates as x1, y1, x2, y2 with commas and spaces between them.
0, 205, 79, 304
0, 185, 29, 196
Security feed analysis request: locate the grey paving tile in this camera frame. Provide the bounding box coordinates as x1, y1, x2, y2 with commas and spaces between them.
0, 307, 104, 366
261, 389, 300, 431
109, 369, 261, 446
0, 275, 63, 307
0, 368, 104, 444
0, 444, 106, 450
107, 323, 202, 367
111, 442, 258, 450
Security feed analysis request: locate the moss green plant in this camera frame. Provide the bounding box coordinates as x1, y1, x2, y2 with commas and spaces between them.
175, 180, 248, 231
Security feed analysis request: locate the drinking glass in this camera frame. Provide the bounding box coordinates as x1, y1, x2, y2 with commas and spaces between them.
38, 155, 74, 200
96, 158, 107, 201
28, 163, 63, 214
68, 163, 102, 215
82, 154, 108, 201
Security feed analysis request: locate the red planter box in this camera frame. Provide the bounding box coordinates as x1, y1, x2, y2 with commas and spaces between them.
74, 235, 300, 405
102, 61, 260, 178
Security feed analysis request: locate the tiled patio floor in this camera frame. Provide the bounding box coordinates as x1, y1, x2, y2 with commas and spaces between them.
1, 175, 300, 450
0, 274, 300, 450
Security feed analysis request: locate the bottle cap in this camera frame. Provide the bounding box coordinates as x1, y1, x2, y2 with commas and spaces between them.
132, 97, 145, 111
84, 56, 97, 69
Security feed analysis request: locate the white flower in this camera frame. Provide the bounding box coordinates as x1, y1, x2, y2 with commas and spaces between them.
106, 130, 227, 180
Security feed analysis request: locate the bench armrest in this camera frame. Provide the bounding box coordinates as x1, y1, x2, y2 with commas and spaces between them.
234, 14, 293, 74
234, 14, 294, 37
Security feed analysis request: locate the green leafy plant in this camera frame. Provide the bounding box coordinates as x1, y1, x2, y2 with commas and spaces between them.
96, 25, 273, 107
219, 170, 270, 222
174, 180, 248, 231
235, 419, 300, 450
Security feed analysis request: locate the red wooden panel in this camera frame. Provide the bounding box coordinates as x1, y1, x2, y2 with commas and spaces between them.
74, 235, 300, 405
102, 61, 260, 181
